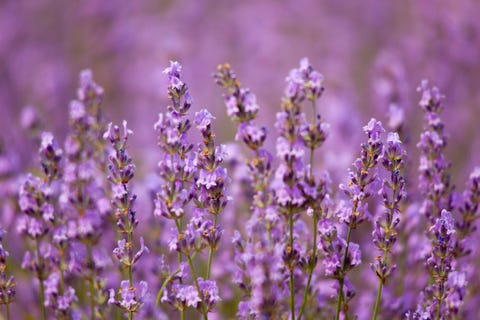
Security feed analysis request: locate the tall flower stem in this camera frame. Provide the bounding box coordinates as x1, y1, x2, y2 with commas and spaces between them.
297, 100, 320, 320
335, 225, 353, 320
372, 189, 397, 319
206, 215, 218, 280
297, 210, 317, 320
289, 211, 295, 320
127, 249, 133, 319
35, 239, 46, 320
372, 251, 387, 320
435, 250, 447, 319
5, 301, 10, 320
86, 244, 96, 320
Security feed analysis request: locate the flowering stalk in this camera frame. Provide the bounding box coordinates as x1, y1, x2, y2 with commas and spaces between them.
154, 61, 198, 319
454, 167, 480, 258
39, 133, 80, 319
409, 210, 457, 319
18, 176, 54, 319
215, 64, 285, 318
335, 119, 384, 320
193, 108, 228, 280
61, 70, 110, 319
371, 132, 406, 319
417, 80, 453, 224
295, 59, 328, 320
105, 121, 149, 320
19, 130, 82, 319
271, 58, 330, 319
155, 62, 223, 320
319, 218, 359, 315
276, 64, 310, 320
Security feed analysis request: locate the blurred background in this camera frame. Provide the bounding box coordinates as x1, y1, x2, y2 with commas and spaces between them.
2, 0, 480, 183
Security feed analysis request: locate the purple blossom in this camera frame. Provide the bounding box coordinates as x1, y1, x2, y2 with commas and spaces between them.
109, 280, 148, 312
198, 278, 221, 311
194, 109, 215, 132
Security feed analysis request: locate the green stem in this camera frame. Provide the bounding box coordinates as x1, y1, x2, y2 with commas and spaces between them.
35, 239, 47, 320
372, 252, 387, 320
373, 170, 399, 319
335, 226, 353, 320
156, 271, 178, 306
6, 300, 10, 320
289, 213, 295, 320
206, 215, 218, 279
127, 221, 134, 320
187, 255, 208, 320
297, 211, 318, 319
298, 101, 318, 319
59, 252, 65, 295
435, 256, 446, 320
86, 244, 96, 320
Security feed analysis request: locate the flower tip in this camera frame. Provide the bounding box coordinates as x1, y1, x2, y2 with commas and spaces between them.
103, 122, 113, 141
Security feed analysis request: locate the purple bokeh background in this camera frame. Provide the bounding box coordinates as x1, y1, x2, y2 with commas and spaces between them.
2, 0, 479, 180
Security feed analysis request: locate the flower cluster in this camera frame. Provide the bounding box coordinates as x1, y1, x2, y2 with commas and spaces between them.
328, 118, 385, 318
154, 61, 225, 319
105, 121, 149, 318
417, 80, 453, 224
215, 64, 284, 318
371, 132, 407, 317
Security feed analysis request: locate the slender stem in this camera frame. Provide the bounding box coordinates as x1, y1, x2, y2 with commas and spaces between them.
373, 170, 399, 319
206, 215, 218, 279
289, 212, 295, 320
335, 226, 353, 320
297, 211, 318, 319
435, 255, 446, 320
86, 244, 96, 320
298, 101, 319, 320
35, 239, 47, 320
6, 300, 10, 320
155, 271, 178, 306
126, 214, 134, 320
372, 251, 387, 320
57, 246, 66, 313
187, 255, 208, 320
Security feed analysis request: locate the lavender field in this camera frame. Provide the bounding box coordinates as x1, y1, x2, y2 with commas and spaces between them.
1, 1, 480, 319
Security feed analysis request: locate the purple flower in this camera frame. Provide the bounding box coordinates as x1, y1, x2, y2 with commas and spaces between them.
194, 109, 215, 132
198, 278, 221, 311
109, 281, 148, 312
363, 118, 385, 143
163, 61, 184, 90
176, 284, 201, 308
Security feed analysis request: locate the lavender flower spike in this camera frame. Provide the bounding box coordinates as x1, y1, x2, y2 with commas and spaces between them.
105, 121, 148, 319
372, 132, 406, 319
215, 64, 283, 318
156, 61, 224, 320
335, 118, 384, 320
417, 80, 453, 225
412, 210, 458, 319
